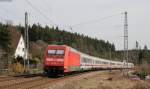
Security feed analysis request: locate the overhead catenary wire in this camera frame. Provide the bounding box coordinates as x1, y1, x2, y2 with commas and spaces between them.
66, 12, 124, 33
70, 12, 123, 28
42, 0, 53, 15
25, 0, 58, 27
38, 0, 53, 25
27, 11, 47, 26
24, 0, 124, 34
23, 0, 124, 34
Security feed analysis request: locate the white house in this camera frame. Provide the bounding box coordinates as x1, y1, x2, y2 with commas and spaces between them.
15, 35, 25, 58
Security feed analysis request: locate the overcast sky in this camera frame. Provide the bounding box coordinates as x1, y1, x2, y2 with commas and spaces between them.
0, 0, 150, 50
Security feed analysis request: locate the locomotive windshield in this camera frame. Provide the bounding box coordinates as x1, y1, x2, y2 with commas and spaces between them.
48, 49, 64, 55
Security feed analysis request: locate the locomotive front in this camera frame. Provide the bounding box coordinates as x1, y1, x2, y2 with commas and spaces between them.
43, 45, 66, 74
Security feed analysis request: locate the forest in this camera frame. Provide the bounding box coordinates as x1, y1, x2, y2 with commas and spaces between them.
0, 23, 150, 66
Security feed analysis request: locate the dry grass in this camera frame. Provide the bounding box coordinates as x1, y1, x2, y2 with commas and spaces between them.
97, 79, 150, 89
60, 80, 150, 89
61, 81, 82, 89
57, 71, 150, 89
129, 82, 150, 89
140, 63, 150, 75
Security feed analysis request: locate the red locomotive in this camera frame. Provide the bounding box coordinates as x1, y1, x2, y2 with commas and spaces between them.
43, 45, 134, 75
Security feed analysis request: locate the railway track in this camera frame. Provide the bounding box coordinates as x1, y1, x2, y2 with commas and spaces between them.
0, 74, 43, 89
0, 77, 47, 89
0, 73, 42, 82
0, 74, 68, 89
0, 77, 23, 82
33, 71, 105, 89
0, 75, 63, 89
0, 70, 116, 89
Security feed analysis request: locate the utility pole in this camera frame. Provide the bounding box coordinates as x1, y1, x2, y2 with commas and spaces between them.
122, 11, 128, 76
24, 12, 29, 73
109, 48, 112, 72
136, 41, 139, 64
124, 11, 128, 66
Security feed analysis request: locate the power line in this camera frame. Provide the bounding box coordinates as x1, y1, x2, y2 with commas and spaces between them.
70, 12, 123, 28
25, 0, 57, 26
66, 12, 123, 33
38, 0, 53, 25
42, 0, 53, 14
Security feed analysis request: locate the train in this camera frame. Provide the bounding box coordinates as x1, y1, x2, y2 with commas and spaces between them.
43, 45, 134, 75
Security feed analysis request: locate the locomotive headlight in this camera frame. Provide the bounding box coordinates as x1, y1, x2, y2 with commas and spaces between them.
57, 58, 64, 62
46, 58, 53, 61
46, 58, 64, 62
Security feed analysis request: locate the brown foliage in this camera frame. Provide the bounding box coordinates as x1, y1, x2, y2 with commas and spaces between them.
140, 63, 150, 74
130, 82, 150, 89
12, 62, 24, 73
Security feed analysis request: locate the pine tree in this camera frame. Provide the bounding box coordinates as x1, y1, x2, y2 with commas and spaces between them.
0, 24, 11, 50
